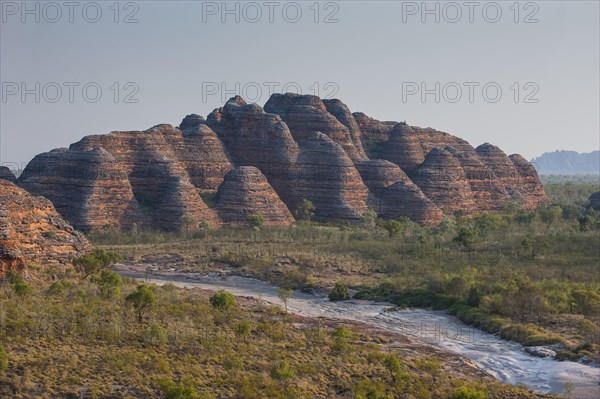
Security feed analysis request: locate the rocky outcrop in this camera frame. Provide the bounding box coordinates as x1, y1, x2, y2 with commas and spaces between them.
16, 94, 547, 229
0, 180, 90, 275
265, 93, 366, 162
206, 96, 299, 205
293, 133, 369, 221
353, 112, 397, 142
358, 159, 443, 224
216, 167, 294, 226
19, 123, 228, 231
356, 113, 548, 213
585, 191, 600, 211
445, 146, 509, 212
0, 166, 16, 182
153, 176, 219, 230
19, 147, 145, 231
412, 147, 478, 215
476, 144, 546, 209
322, 99, 368, 161
382, 124, 476, 176
509, 154, 548, 209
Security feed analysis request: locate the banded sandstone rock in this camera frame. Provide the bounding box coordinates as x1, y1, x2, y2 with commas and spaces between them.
19, 124, 229, 231
412, 147, 478, 215
0, 180, 90, 275
216, 167, 294, 226
265, 93, 366, 162
19, 148, 145, 232
0, 166, 16, 182
15, 93, 547, 229
357, 159, 443, 224
353, 112, 397, 142
207, 96, 299, 205
475, 144, 543, 209
293, 132, 369, 221
508, 154, 548, 209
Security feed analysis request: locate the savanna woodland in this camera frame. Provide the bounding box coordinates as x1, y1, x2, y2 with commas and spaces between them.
0, 181, 598, 398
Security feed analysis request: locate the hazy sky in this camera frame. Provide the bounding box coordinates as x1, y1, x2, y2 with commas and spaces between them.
1, 0, 599, 169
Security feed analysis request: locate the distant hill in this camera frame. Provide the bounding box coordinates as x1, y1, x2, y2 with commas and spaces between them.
531, 150, 599, 175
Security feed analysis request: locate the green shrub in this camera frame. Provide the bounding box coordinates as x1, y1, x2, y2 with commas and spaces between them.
331, 325, 353, 352
46, 280, 71, 296
383, 355, 407, 382
7, 272, 32, 297
451, 386, 487, 399
12, 278, 32, 298
209, 290, 236, 312
295, 199, 315, 221
270, 360, 294, 381
159, 379, 203, 399
223, 353, 244, 371
381, 220, 404, 238
329, 283, 350, 301
353, 379, 392, 399
245, 214, 264, 227
235, 320, 252, 341
555, 350, 579, 362
148, 323, 168, 346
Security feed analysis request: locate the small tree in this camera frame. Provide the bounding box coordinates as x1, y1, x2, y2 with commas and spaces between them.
277, 287, 294, 313
454, 227, 476, 249
295, 199, 315, 221
12, 278, 32, 298
7, 272, 32, 298
93, 270, 123, 298
126, 285, 157, 323
329, 283, 350, 301
474, 213, 503, 236
180, 214, 196, 237
209, 290, 236, 313
235, 320, 252, 342
539, 206, 562, 225
382, 220, 404, 238
245, 214, 264, 228
361, 210, 378, 227
354, 379, 391, 399
520, 236, 535, 260
73, 249, 122, 279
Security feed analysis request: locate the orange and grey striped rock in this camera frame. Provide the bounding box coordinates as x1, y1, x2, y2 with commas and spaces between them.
0, 180, 90, 275
216, 166, 294, 226
16, 94, 547, 230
